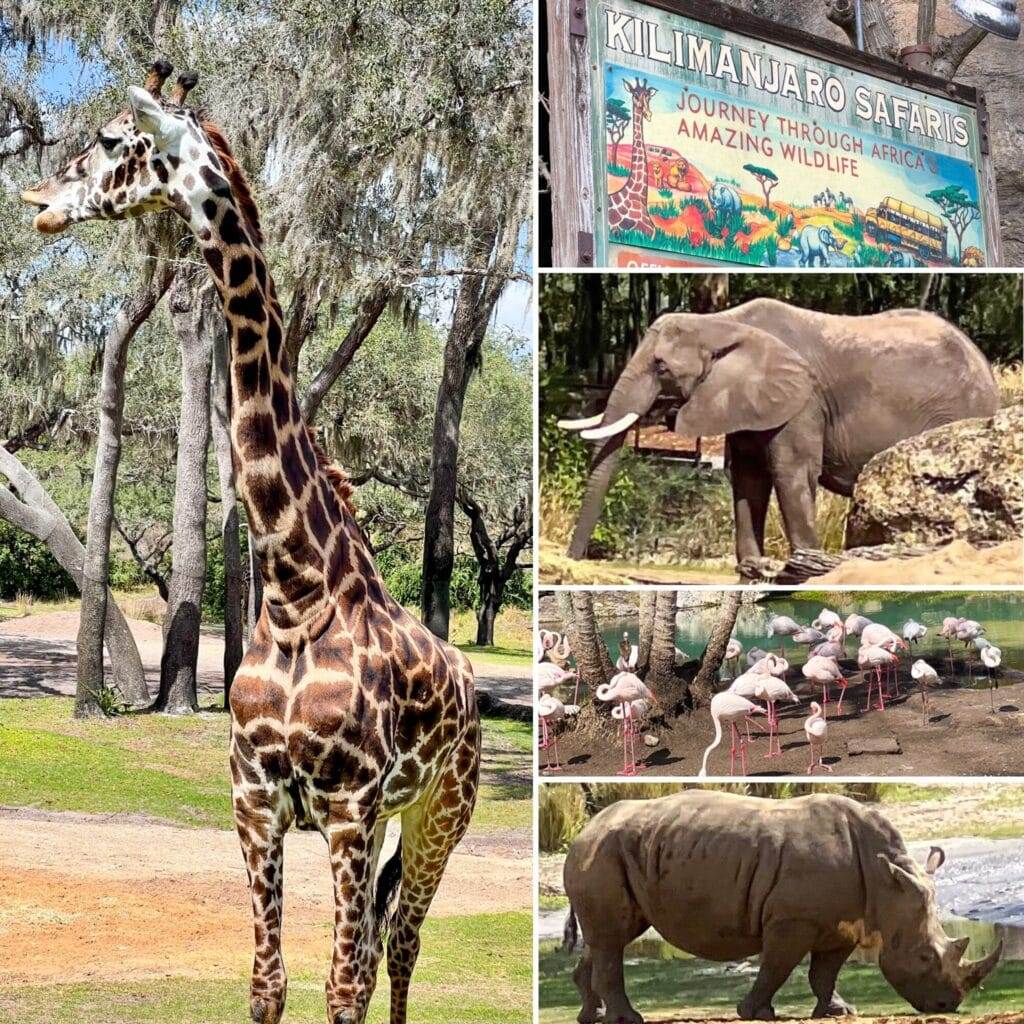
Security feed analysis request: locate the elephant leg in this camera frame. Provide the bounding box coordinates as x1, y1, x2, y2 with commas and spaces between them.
809, 946, 857, 1018
738, 922, 815, 1021
769, 420, 823, 553
573, 948, 604, 1024
590, 946, 642, 1024
729, 437, 772, 568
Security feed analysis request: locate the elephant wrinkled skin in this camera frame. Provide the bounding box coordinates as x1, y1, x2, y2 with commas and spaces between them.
558, 298, 999, 574
563, 791, 1002, 1023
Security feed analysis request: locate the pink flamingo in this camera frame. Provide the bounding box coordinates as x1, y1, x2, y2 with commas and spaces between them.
729, 671, 772, 741
752, 675, 800, 758
766, 614, 801, 655
814, 608, 846, 649
535, 661, 576, 697
861, 624, 907, 695
699, 691, 766, 777
804, 702, 831, 774
802, 654, 848, 715
910, 659, 941, 724
858, 644, 898, 711
844, 613, 873, 640
811, 624, 846, 662
538, 694, 572, 772
939, 616, 965, 669
724, 637, 744, 678
981, 645, 1002, 712
611, 698, 652, 776
596, 672, 656, 776
749, 653, 789, 678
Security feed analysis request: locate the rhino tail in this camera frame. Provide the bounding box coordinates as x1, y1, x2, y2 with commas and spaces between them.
562, 903, 580, 951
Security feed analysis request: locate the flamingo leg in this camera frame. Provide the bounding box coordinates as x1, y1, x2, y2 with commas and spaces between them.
989, 668, 995, 712
729, 723, 737, 776
863, 672, 874, 713
876, 667, 886, 711
572, 677, 579, 706
836, 678, 847, 715
739, 725, 749, 776
539, 717, 549, 751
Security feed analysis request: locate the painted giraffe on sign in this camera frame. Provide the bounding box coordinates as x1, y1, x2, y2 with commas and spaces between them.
607, 78, 657, 240
22, 63, 481, 1024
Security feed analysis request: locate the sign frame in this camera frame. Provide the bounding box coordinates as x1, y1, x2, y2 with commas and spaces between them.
546, 0, 1002, 268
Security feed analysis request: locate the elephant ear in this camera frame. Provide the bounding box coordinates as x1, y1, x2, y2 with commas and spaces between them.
673, 322, 814, 437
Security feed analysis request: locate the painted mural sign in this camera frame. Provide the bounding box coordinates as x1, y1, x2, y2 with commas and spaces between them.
588, 0, 993, 268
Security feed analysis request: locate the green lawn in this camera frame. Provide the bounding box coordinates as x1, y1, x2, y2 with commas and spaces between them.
0, 911, 531, 1024
0, 698, 530, 832
539, 944, 1024, 1022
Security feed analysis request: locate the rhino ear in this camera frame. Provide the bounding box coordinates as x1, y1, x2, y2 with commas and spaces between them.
878, 854, 927, 898
925, 846, 946, 875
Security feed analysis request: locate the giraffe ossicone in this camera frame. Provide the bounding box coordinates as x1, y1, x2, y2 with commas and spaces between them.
23, 62, 481, 1024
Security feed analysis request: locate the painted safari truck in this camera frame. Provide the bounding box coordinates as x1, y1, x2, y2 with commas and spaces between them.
866, 196, 948, 262
564, 791, 1001, 1023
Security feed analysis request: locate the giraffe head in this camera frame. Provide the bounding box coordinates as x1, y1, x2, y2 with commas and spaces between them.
624, 78, 656, 121
21, 62, 246, 239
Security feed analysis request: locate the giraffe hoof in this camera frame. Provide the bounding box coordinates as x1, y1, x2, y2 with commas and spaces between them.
250, 998, 285, 1024
333, 1013, 358, 1024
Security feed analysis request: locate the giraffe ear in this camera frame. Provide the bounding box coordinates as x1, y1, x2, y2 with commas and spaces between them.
128, 86, 184, 147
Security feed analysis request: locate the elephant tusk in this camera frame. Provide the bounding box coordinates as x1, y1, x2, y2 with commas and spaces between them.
581, 413, 640, 440
557, 414, 605, 431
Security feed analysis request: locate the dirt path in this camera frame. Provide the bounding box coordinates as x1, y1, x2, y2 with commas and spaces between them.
550, 673, 1024, 777
0, 807, 530, 987
0, 610, 531, 710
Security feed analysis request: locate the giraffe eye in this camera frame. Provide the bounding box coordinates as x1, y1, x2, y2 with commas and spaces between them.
97, 133, 120, 151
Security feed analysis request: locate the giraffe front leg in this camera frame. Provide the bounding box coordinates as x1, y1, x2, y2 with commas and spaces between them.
387, 757, 477, 1024
324, 801, 387, 1024
233, 780, 293, 1024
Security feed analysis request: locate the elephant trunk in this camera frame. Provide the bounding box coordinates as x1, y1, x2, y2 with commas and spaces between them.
567, 434, 625, 559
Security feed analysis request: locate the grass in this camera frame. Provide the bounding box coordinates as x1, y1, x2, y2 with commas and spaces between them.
0, 698, 531, 833
538, 944, 1024, 1022
0, 911, 531, 1024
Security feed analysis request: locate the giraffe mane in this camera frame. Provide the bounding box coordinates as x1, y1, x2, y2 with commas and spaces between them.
199, 120, 264, 248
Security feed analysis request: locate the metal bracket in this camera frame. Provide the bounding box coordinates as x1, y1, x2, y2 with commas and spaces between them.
577, 231, 594, 266
977, 91, 991, 155
570, 0, 587, 38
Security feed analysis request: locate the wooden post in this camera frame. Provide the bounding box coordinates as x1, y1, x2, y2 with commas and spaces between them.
546, 0, 594, 267
976, 91, 1004, 265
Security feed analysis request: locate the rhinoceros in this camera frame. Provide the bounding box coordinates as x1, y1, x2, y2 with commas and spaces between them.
563, 790, 1001, 1022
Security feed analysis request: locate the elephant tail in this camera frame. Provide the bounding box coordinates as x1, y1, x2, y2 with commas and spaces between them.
562, 903, 581, 951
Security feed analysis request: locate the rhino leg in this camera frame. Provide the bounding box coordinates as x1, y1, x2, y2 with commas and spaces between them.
738, 923, 815, 1021
573, 948, 604, 1023
590, 946, 643, 1024
809, 946, 857, 1018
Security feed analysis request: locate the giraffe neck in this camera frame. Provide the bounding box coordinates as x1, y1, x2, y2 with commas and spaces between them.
183, 190, 362, 642
628, 104, 647, 196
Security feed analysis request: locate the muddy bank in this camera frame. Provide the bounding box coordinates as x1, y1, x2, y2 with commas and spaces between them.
547, 673, 1024, 777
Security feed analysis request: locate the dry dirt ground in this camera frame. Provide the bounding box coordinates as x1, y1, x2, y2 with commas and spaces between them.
548, 671, 1024, 777
641, 1016, 1024, 1024
0, 807, 530, 987
538, 539, 1024, 586
0, 610, 531, 708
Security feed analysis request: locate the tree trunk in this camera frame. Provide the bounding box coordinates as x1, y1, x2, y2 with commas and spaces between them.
647, 590, 677, 693
76, 267, 174, 718
300, 280, 392, 423
246, 527, 263, 637
690, 591, 742, 707
156, 275, 212, 714
208, 290, 244, 702
0, 447, 149, 705
475, 578, 501, 646
637, 591, 656, 673
569, 591, 614, 690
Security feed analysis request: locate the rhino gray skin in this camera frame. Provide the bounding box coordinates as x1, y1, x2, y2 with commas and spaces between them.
563, 791, 1002, 1022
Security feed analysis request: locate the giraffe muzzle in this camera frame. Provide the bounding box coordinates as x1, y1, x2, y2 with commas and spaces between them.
20, 189, 70, 234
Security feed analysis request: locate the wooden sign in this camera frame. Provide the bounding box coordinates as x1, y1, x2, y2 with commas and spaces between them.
547, 0, 1002, 268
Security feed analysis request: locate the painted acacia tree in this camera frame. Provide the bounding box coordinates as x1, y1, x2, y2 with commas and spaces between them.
927, 185, 981, 263
743, 163, 779, 213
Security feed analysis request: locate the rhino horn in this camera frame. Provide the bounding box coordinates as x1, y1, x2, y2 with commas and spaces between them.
958, 939, 1003, 992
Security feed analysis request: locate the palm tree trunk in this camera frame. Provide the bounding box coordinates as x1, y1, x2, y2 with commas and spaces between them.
569, 591, 613, 690
690, 591, 742, 706
637, 591, 656, 673
647, 590, 677, 694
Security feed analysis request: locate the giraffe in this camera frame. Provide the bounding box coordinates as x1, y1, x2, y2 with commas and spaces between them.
22, 63, 481, 1024
607, 78, 658, 240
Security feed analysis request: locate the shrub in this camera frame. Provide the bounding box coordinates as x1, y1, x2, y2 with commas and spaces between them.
0, 521, 74, 601
777, 211, 795, 238
539, 785, 586, 852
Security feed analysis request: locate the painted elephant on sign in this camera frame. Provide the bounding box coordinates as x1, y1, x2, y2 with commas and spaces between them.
799, 224, 844, 266
564, 791, 1002, 1022
707, 182, 741, 220
557, 298, 999, 573
887, 248, 919, 268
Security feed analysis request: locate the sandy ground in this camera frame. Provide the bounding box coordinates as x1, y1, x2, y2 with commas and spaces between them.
0, 807, 530, 987
547, 669, 1024, 777
0, 610, 531, 708
538, 540, 1024, 586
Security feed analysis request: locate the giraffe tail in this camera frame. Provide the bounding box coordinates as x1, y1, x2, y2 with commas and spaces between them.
374, 837, 403, 934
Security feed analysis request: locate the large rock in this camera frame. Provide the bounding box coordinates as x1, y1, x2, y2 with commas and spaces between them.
845, 405, 1023, 547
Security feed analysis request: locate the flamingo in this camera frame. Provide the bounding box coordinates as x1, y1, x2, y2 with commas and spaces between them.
858, 644, 898, 711
616, 633, 639, 672
802, 655, 848, 715
752, 675, 800, 758
725, 637, 744, 678
596, 672, 657, 776
793, 625, 826, 653
844, 613, 873, 639
939, 616, 965, 669
813, 608, 844, 636
746, 646, 769, 667
547, 633, 572, 669
981, 645, 1002, 711
766, 614, 801, 655
611, 698, 652, 773
729, 671, 771, 741
538, 694, 577, 772
861, 624, 907, 695
535, 662, 576, 697
804, 702, 831, 774
749, 653, 789, 678
903, 620, 927, 646
910, 659, 941, 725
699, 691, 766, 777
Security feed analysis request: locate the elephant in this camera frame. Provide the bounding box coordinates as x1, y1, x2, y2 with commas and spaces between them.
799, 224, 844, 266
707, 182, 741, 220
563, 791, 1002, 1022
556, 298, 999, 574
